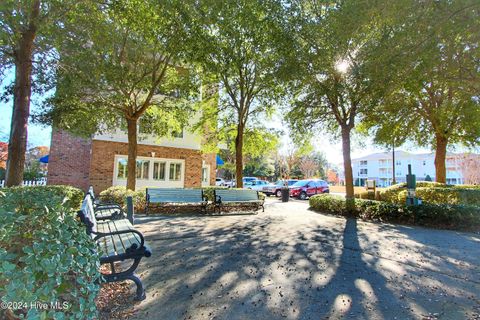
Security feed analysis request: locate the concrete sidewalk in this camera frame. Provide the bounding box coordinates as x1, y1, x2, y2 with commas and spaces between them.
128, 198, 480, 320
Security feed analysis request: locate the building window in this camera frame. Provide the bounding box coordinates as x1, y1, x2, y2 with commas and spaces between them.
153, 161, 166, 180
136, 160, 149, 180
169, 163, 182, 181
172, 129, 184, 138
117, 158, 128, 179
360, 168, 368, 175
396, 171, 402, 176
360, 160, 367, 166
396, 160, 401, 166
423, 160, 426, 166
201, 167, 208, 183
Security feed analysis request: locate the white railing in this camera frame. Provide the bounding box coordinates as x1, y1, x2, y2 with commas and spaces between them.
0, 180, 47, 188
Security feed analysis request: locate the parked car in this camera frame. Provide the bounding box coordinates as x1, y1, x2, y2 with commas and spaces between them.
289, 179, 329, 200
216, 178, 226, 186
224, 180, 236, 188
263, 179, 299, 197
244, 180, 269, 191
242, 176, 259, 184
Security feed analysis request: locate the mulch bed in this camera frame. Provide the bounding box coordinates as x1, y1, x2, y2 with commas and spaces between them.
143, 203, 261, 215
96, 265, 139, 319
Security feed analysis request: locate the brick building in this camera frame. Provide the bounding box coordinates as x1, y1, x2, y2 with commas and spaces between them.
47, 127, 216, 192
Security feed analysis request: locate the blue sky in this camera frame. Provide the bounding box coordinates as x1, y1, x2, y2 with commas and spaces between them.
0, 70, 52, 147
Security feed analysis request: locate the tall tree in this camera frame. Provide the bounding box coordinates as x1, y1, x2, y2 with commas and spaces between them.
189, 0, 289, 188
0, 0, 72, 186
286, 1, 383, 202
361, 0, 480, 183
42, 0, 197, 190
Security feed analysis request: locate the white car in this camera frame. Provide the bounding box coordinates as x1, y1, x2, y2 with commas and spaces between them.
244, 180, 269, 191
216, 178, 226, 186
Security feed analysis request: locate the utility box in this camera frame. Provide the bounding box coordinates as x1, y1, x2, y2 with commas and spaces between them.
406, 164, 419, 206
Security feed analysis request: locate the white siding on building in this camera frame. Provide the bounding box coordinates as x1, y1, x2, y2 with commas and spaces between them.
352, 151, 466, 187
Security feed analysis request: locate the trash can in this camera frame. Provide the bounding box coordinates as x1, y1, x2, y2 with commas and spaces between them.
281, 187, 289, 202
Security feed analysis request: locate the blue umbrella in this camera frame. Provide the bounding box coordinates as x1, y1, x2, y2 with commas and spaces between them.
39, 155, 49, 163
216, 154, 224, 166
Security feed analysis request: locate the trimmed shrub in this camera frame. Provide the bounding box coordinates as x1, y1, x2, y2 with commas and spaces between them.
378, 183, 407, 203
354, 191, 375, 200
99, 186, 146, 212
308, 194, 350, 216
397, 187, 480, 206
0, 187, 100, 319
416, 181, 449, 188
0, 185, 84, 212
309, 194, 480, 231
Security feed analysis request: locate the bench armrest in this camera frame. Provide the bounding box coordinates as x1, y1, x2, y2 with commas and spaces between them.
214, 195, 222, 204
92, 229, 145, 248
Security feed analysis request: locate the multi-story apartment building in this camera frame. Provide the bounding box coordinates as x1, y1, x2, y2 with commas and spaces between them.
47, 125, 216, 192
352, 150, 467, 187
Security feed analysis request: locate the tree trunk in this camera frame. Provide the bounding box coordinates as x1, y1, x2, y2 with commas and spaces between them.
392, 142, 396, 185
434, 134, 448, 184
341, 126, 355, 206
5, 1, 40, 187
235, 123, 244, 188
126, 118, 138, 191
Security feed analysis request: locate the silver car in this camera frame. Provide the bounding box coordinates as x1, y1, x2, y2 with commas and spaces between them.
244, 180, 269, 191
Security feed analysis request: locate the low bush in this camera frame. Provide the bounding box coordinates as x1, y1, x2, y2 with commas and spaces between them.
99, 186, 146, 212
0, 187, 100, 319
0, 185, 84, 212
309, 194, 480, 231
99, 186, 265, 213
396, 187, 480, 206
308, 194, 350, 216
354, 191, 376, 200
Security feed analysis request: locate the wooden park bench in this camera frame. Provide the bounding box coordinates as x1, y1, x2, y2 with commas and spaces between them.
78, 195, 152, 300
87, 186, 125, 221
145, 188, 208, 214
213, 189, 264, 214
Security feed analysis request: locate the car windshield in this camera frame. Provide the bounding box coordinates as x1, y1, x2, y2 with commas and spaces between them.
288, 180, 298, 185
291, 180, 309, 187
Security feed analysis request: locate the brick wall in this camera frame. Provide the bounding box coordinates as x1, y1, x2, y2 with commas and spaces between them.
89, 140, 206, 192
202, 153, 217, 185
47, 129, 92, 191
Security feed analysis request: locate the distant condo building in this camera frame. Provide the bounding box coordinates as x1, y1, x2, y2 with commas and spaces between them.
352, 151, 468, 187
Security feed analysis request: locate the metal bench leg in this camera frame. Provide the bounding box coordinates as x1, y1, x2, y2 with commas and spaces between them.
127, 273, 146, 301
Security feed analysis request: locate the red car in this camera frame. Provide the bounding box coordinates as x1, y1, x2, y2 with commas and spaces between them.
289, 179, 329, 200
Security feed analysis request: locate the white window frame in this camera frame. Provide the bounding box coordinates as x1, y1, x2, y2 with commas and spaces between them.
169, 162, 183, 181
152, 161, 167, 181
113, 155, 185, 188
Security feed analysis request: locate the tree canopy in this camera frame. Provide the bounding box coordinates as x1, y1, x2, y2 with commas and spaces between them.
360, 0, 480, 183
189, 0, 291, 187
41, 0, 198, 190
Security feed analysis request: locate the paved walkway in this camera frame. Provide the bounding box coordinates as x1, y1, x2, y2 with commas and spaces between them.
129, 198, 480, 320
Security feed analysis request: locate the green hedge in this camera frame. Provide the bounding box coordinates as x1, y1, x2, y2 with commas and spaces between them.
0, 186, 100, 319
99, 186, 147, 212
309, 194, 480, 231
379, 182, 480, 206
99, 186, 266, 213
354, 191, 376, 200
397, 188, 480, 206
0, 185, 84, 212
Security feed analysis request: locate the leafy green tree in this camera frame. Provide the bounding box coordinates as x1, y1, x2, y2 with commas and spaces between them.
42, 0, 197, 190
361, 0, 480, 183
285, 1, 383, 201
217, 126, 279, 181
189, 0, 289, 188
0, 0, 83, 186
